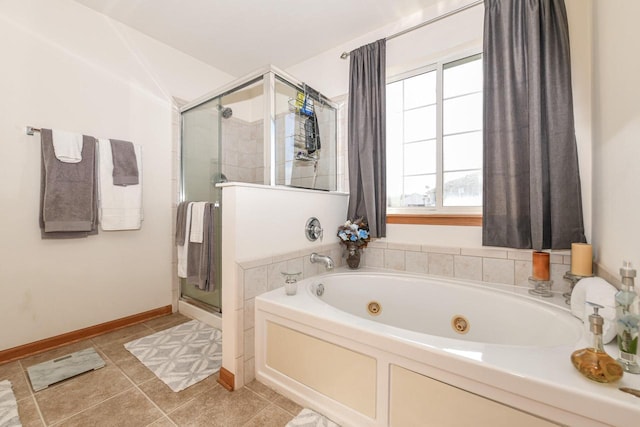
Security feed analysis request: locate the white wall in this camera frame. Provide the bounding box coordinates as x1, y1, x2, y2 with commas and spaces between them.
592, 1, 640, 274
0, 0, 233, 351
287, 0, 593, 250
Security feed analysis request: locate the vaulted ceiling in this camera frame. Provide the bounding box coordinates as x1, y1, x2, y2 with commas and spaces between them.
73, 0, 442, 76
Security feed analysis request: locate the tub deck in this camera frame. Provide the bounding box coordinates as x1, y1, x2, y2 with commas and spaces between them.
255, 268, 640, 426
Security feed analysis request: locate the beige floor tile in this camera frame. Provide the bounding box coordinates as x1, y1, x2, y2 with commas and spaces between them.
243, 404, 294, 427
52, 388, 162, 427
147, 416, 177, 426
34, 364, 132, 425
244, 380, 280, 402
273, 394, 303, 416
16, 396, 44, 427
169, 385, 269, 427
138, 374, 218, 413
99, 341, 155, 384
143, 313, 191, 332
0, 361, 31, 401
91, 324, 153, 348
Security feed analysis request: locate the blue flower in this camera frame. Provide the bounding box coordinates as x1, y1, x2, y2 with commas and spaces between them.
358, 229, 369, 239
338, 231, 349, 241
350, 234, 357, 241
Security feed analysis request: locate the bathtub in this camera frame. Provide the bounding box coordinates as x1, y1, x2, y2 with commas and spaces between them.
255, 268, 640, 426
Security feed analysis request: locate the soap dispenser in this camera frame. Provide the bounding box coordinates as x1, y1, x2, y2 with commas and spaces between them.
571, 302, 624, 383
615, 261, 640, 373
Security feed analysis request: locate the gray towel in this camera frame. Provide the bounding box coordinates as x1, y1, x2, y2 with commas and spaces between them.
175, 201, 190, 246
40, 129, 98, 237
110, 139, 139, 186
187, 203, 216, 292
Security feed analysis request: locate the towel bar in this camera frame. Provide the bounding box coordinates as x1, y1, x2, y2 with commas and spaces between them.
26, 126, 41, 135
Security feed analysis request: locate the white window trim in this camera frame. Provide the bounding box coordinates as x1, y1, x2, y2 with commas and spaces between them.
387, 48, 483, 216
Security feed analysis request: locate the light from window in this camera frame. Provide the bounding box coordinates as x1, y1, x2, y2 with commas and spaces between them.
386, 54, 483, 210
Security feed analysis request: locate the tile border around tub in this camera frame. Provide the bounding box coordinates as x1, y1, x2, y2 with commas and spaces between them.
239, 242, 576, 385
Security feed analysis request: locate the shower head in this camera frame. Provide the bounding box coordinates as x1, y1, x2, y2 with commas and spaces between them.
218, 105, 233, 119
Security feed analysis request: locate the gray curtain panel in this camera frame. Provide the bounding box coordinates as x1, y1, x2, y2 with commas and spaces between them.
347, 39, 387, 238
482, 0, 586, 250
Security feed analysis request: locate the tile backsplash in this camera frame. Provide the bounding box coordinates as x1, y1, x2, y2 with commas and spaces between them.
361, 241, 572, 294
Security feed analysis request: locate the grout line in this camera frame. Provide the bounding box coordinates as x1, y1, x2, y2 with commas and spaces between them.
48, 388, 134, 426
18, 360, 47, 426
100, 346, 172, 422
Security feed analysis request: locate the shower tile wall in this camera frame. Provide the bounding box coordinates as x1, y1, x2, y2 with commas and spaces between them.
221, 117, 264, 185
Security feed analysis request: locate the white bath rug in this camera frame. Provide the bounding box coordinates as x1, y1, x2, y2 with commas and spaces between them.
124, 319, 222, 392
0, 380, 21, 427
286, 408, 340, 427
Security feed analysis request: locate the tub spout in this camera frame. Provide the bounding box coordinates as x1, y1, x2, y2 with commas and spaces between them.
310, 253, 334, 270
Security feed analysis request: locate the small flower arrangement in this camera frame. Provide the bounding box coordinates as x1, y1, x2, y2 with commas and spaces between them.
337, 218, 370, 248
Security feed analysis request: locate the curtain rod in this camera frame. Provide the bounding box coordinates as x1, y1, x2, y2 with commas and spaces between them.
339, 0, 484, 59
26, 126, 41, 135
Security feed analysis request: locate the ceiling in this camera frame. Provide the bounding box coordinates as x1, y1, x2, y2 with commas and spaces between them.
73, 0, 441, 77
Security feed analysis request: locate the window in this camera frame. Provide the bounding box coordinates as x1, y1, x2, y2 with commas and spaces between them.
386, 54, 483, 214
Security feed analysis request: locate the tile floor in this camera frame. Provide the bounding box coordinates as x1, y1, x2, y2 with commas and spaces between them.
0, 313, 301, 426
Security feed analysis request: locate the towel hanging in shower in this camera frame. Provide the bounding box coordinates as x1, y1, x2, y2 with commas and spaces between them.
186, 202, 216, 292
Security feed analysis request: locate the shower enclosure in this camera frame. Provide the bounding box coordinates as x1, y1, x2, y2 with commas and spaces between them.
180, 66, 338, 313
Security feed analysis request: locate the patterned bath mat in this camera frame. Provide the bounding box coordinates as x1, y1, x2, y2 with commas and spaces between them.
124, 319, 222, 392
286, 408, 340, 427
0, 380, 21, 427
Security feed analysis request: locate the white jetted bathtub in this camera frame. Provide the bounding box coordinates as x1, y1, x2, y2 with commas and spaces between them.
255, 269, 640, 426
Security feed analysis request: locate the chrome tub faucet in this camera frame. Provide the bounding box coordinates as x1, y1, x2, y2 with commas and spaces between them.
310, 253, 334, 270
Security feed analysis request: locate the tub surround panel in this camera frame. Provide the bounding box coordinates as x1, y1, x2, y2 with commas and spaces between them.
390, 365, 558, 427
266, 322, 376, 418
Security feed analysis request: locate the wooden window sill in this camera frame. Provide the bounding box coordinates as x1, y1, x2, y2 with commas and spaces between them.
386, 214, 482, 226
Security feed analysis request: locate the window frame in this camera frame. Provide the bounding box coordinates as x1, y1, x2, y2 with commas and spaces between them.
386, 50, 484, 223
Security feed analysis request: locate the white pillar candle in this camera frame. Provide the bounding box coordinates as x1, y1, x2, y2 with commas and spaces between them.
571, 243, 593, 276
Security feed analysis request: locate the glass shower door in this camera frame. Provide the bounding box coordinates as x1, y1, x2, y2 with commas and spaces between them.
180, 98, 223, 312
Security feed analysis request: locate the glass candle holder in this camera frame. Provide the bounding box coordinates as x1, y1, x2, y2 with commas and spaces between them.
282, 272, 301, 296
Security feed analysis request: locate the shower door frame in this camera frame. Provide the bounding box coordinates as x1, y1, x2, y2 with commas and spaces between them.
179, 65, 338, 313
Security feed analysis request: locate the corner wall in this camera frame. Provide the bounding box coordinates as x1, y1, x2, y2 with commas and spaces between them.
0, 0, 233, 351
591, 0, 640, 274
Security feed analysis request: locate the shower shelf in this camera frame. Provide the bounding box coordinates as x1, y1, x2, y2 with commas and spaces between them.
288, 96, 315, 117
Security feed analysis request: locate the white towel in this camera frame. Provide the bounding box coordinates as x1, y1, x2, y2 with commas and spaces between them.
52, 129, 83, 163
189, 202, 207, 243
98, 138, 143, 230
570, 277, 618, 344
177, 202, 192, 278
